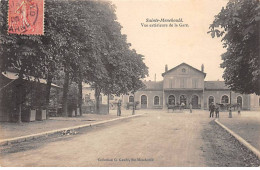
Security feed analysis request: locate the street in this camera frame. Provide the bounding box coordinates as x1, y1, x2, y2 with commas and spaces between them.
0, 110, 259, 167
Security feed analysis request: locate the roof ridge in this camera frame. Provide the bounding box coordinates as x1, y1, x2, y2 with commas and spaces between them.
162, 63, 206, 77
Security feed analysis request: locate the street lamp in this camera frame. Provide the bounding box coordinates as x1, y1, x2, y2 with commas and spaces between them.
229, 90, 232, 118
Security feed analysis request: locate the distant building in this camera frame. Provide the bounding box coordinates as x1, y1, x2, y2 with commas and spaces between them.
82, 83, 123, 112
122, 63, 260, 110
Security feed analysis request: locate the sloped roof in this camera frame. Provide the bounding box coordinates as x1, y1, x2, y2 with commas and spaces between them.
2, 71, 61, 88
162, 63, 206, 77
204, 81, 230, 90
142, 80, 163, 91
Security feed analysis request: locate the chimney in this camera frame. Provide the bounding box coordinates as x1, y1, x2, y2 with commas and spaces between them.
201, 64, 204, 72
154, 74, 156, 82
165, 65, 168, 72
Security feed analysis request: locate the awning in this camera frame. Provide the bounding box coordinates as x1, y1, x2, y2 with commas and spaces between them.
1, 71, 62, 89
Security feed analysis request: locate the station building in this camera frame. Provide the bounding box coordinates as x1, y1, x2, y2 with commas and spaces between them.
122, 63, 260, 110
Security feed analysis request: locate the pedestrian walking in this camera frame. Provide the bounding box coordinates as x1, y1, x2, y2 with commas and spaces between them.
189, 102, 192, 113
117, 100, 121, 116
215, 104, 220, 118
209, 102, 215, 118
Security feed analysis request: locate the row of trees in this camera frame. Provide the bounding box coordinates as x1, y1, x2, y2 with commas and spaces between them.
0, 0, 148, 122
208, 0, 260, 95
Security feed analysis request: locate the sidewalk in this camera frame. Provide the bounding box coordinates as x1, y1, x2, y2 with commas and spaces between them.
0, 109, 142, 140
217, 110, 260, 151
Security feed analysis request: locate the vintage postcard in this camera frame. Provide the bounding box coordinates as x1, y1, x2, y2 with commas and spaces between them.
0, 0, 259, 167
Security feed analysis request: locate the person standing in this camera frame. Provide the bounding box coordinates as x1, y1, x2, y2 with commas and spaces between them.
181, 102, 185, 111
189, 102, 192, 113
117, 100, 121, 116
215, 104, 220, 118
209, 102, 215, 118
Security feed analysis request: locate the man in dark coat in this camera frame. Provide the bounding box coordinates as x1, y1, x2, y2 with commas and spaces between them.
209, 102, 215, 118
117, 100, 122, 116
215, 104, 220, 118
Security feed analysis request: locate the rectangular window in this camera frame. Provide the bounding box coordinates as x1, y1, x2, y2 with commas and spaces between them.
172, 79, 175, 88
180, 78, 184, 88
169, 79, 172, 88
192, 79, 198, 88
195, 79, 198, 88
180, 78, 187, 88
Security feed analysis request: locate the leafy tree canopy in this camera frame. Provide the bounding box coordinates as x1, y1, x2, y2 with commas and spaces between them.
208, 0, 260, 95
0, 0, 148, 101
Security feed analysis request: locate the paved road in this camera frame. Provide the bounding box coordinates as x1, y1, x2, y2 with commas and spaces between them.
0, 110, 259, 167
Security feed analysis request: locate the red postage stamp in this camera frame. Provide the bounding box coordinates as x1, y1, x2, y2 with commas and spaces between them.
8, 0, 44, 35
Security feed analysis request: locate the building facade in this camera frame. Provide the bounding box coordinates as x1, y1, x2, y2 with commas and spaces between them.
122, 63, 260, 110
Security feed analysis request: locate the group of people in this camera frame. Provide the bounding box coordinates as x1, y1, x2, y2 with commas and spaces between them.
209, 103, 242, 118
209, 103, 220, 118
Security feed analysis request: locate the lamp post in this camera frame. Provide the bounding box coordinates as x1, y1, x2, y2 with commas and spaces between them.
229, 90, 232, 118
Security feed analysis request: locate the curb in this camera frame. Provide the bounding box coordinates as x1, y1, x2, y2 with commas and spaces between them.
0, 114, 143, 146
215, 119, 260, 160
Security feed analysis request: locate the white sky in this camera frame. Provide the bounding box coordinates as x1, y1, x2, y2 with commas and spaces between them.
112, 0, 229, 81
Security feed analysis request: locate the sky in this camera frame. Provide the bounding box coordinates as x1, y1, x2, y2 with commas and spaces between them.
112, 0, 229, 81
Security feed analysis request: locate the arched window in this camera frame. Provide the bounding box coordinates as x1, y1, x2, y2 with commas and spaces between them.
129, 96, 134, 103
154, 96, 159, 105
180, 95, 187, 105
191, 95, 199, 108
168, 95, 175, 105
237, 96, 242, 107
221, 95, 229, 104
208, 96, 214, 105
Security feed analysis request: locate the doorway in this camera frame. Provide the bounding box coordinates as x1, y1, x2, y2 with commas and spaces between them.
191, 95, 199, 108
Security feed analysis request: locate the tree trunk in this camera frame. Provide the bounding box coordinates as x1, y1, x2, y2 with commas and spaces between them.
45, 74, 53, 119
16, 70, 25, 123
94, 86, 101, 114
78, 76, 83, 116
62, 70, 69, 117
16, 82, 22, 123
75, 107, 77, 117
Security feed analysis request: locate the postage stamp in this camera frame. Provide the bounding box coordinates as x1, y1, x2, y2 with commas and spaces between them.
8, 0, 44, 35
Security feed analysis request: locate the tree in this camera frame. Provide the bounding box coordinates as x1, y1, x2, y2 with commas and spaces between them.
208, 0, 260, 95
0, 0, 53, 122
80, 1, 148, 114
1, 0, 149, 118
